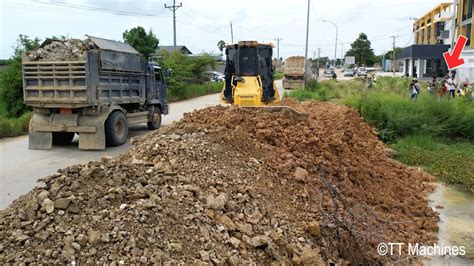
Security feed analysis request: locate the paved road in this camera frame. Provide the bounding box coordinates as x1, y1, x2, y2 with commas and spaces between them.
0, 81, 285, 209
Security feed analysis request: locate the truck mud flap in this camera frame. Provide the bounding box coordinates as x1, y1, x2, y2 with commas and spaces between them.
29, 113, 53, 150
78, 111, 109, 150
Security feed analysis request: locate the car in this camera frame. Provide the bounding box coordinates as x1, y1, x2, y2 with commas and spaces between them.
357, 67, 368, 76
205, 71, 225, 82
344, 69, 354, 77
324, 67, 335, 78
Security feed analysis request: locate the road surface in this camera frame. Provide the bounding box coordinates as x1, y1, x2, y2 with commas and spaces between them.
0, 81, 285, 209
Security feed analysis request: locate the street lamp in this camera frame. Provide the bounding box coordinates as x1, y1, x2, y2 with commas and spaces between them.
322, 20, 338, 68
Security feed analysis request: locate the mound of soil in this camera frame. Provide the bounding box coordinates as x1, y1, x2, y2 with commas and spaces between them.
0, 100, 439, 264
26, 39, 96, 61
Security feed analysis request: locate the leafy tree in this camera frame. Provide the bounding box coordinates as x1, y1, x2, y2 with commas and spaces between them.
123, 26, 159, 58
0, 35, 41, 118
384, 47, 403, 60
345, 33, 375, 66
217, 40, 226, 55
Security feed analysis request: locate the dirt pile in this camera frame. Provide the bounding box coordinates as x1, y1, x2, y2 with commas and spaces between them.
0, 100, 439, 264
26, 39, 96, 61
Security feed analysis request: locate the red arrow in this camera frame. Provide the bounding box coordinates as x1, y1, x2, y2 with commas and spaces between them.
443, 35, 468, 69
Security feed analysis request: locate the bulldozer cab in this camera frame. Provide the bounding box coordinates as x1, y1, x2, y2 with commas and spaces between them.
222, 41, 279, 105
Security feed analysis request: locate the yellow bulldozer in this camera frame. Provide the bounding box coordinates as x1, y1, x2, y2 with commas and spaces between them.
220, 41, 281, 107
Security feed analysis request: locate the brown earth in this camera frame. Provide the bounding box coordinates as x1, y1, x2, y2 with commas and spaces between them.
0, 100, 439, 264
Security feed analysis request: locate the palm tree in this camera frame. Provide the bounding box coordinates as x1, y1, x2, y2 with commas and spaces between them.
217, 40, 226, 55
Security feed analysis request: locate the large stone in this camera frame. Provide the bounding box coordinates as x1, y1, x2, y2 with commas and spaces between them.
293, 167, 308, 182
235, 222, 253, 236
300, 245, 323, 265
37, 190, 50, 205
88, 229, 101, 245
54, 198, 71, 210
206, 193, 228, 210
307, 222, 321, 237
215, 214, 235, 231
41, 198, 55, 214
244, 235, 270, 248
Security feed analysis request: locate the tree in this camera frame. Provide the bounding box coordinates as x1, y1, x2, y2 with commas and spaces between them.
217, 40, 226, 55
123, 26, 159, 58
1, 35, 41, 117
384, 47, 403, 60
345, 33, 375, 66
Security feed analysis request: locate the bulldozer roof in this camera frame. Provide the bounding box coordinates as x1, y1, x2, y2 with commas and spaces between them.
227, 41, 274, 48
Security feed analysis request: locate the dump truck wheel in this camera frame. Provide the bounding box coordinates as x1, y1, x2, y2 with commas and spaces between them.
52, 132, 75, 145
147, 108, 162, 130
105, 111, 128, 147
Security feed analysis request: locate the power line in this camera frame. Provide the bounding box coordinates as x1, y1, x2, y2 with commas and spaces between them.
165, 0, 183, 51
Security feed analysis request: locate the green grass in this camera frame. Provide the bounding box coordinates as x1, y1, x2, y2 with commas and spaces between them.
344, 93, 474, 142
274, 71, 284, 80
0, 112, 32, 139
167, 81, 223, 102
393, 135, 474, 192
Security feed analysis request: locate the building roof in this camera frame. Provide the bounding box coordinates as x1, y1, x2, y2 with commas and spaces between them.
157, 45, 192, 54
398, 44, 450, 59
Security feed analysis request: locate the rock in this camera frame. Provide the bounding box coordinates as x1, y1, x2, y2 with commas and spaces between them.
307, 222, 321, 237
34, 231, 49, 241
36, 181, 48, 189
37, 190, 50, 204
293, 167, 308, 182
88, 229, 101, 245
71, 242, 81, 251
244, 235, 270, 248
300, 245, 323, 265
101, 233, 110, 242
62, 244, 75, 258
67, 202, 80, 214
235, 222, 253, 236
140, 256, 148, 263
215, 214, 235, 231
41, 198, 55, 214
15, 233, 30, 243
54, 198, 71, 210
206, 193, 228, 210
228, 255, 240, 266
229, 237, 241, 249
199, 250, 210, 261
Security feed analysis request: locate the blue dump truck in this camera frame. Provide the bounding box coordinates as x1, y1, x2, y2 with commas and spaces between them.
22, 36, 168, 150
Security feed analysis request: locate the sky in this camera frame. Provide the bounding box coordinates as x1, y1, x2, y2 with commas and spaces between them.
0, 0, 448, 59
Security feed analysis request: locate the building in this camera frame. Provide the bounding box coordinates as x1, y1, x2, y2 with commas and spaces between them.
413, 3, 454, 45
455, 0, 473, 81
156, 45, 192, 55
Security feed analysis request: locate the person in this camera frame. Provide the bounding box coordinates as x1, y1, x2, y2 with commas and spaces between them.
409, 78, 420, 100
428, 75, 437, 94
439, 74, 448, 98
445, 74, 456, 98
332, 71, 337, 81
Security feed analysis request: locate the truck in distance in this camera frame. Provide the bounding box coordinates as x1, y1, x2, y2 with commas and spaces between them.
282, 56, 306, 90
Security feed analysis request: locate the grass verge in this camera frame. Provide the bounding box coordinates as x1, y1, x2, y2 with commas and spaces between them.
168, 82, 222, 102
392, 135, 474, 192
0, 112, 32, 139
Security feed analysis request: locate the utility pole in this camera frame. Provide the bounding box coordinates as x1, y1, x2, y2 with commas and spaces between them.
304, 0, 310, 89
317, 48, 321, 78
390, 35, 398, 77
230, 21, 234, 43
322, 20, 338, 68
164, 0, 182, 51
274, 37, 282, 61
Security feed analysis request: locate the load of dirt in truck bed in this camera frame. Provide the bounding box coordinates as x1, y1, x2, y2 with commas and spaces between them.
0, 100, 439, 264
26, 38, 96, 61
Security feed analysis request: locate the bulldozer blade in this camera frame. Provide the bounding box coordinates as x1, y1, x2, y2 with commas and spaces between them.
243, 106, 309, 119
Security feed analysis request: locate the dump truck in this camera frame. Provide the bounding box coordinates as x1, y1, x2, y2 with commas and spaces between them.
23, 36, 168, 150
282, 56, 305, 90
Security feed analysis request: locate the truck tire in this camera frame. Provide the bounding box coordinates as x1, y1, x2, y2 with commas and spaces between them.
147, 108, 162, 130
105, 111, 128, 147
52, 132, 75, 145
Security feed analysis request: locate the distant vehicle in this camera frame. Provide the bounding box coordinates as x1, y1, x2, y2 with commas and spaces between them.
282, 56, 306, 90
357, 67, 368, 76
344, 69, 354, 77
205, 71, 225, 82
324, 67, 335, 78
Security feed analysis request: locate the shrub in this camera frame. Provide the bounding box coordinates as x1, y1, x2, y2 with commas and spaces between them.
0, 112, 32, 138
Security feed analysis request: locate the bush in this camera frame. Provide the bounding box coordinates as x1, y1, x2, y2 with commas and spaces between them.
167, 82, 222, 102
392, 135, 474, 192
344, 93, 474, 142
274, 71, 284, 80
0, 59, 31, 118
0, 112, 32, 139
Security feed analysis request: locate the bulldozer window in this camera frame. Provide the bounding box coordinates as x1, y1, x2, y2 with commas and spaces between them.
238, 47, 258, 76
